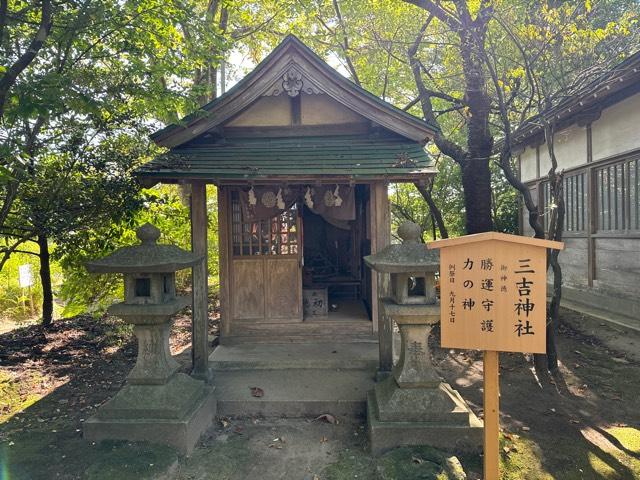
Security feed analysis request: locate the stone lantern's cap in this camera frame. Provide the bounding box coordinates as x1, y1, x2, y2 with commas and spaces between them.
364, 221, 439, 273
86, 223, 204, 273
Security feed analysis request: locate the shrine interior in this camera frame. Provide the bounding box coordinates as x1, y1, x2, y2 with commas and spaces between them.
301, 184, 371, 321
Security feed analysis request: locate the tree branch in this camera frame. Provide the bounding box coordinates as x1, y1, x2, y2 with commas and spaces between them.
332, 0, 361, 86
403, 0, 461, 29
0, 0, 52, 119
407, 15, 467, 164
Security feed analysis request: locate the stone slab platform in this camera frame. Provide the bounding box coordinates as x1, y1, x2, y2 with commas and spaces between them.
367, 392, 483, 455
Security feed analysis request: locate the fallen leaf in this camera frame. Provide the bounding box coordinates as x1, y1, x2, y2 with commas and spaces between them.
612, 357, 629, 364
250, 387, 264, 398
314, 414, 337, 424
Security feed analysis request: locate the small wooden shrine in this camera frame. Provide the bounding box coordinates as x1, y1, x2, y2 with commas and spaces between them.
136, 35, 437, 377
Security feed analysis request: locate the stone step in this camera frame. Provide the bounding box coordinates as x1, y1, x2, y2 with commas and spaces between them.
213, 368, 376, 419
220, 334, 378, 345
229, 320, 373, 337
209, 343, 379, 371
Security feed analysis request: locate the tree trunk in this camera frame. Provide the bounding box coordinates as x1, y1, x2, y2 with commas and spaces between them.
37, 234, 53, 327
415, 182, 448, 239
461, 158, 493, 233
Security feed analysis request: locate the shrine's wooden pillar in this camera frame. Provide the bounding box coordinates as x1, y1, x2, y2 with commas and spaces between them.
190, 181, 212, 381
370, 182, 392, 377
217, 186, 231, 338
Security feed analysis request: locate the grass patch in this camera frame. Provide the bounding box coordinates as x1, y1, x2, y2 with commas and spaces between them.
499, 429, 640, 480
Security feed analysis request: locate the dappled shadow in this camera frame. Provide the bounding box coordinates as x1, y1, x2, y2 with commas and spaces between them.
0, 314, 195, 479
432, 316, 640, 479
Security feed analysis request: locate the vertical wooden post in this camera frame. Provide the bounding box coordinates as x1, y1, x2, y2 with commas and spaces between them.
371, 182, 392, 376
217, 186, 232, 338
483, 350, 500, 480
190, 181, 211, 381
586, 123, 596, 287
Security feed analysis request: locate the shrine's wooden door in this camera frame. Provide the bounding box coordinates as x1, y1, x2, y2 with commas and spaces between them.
229, 190, 302, 322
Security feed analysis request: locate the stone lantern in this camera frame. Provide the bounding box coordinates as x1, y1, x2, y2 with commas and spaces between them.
364, 222, 481, 454
83, 223, 216, 455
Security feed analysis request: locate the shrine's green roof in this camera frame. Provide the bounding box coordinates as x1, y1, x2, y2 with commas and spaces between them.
137, 135, 435, 183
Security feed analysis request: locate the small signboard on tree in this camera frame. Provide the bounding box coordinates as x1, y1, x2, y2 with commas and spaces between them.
428, 232, 564, 480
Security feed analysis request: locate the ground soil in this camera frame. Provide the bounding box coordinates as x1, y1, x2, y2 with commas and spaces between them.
0, 306, 638, 479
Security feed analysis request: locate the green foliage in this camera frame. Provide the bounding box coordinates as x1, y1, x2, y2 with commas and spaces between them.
57, 185, 219, 316
0, 0, 230, 322
0, 244, 63, 322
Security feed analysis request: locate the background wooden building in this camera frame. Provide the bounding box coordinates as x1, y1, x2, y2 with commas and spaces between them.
137, 35, 437, 375
512, 52, 640, 328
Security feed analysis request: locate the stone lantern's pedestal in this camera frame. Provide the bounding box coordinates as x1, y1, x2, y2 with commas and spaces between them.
84, 374, 216, 456
83, 297, 216, 455
367, 301, 482, 454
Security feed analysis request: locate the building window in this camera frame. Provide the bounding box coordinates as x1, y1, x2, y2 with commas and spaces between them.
540, 172, 586, 233
231, 191, 298, 256
564, 172, 586, 232
596, 158, 640, 232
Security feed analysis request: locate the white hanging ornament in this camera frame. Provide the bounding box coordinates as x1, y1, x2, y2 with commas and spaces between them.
248, 186, 257, 206
333, 184, 343, 207
305, 187, 314, 209
276, 187, 285, 209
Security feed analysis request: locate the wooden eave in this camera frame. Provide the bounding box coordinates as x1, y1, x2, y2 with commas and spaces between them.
507, 51, 640, 150
150, 35, 437, 148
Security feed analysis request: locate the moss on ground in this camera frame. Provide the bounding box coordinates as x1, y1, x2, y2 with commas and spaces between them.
0, 371, 43, 423
177, 434, 251, 480
1, 427, 177, 480
321, 445, 464, 480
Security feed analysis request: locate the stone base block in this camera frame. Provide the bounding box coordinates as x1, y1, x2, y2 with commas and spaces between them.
84, 373, 216, 456
374, 377, 475, 424
367, 391, 483, 455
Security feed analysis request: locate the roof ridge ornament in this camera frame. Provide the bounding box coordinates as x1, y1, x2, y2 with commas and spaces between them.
264, 63, 322, 97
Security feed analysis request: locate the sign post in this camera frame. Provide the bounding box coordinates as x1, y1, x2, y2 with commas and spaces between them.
18, 264, 34, 316
428, 232, 563, 480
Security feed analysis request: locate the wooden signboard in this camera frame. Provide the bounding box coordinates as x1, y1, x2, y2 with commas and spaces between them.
428, 232, 564, 480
